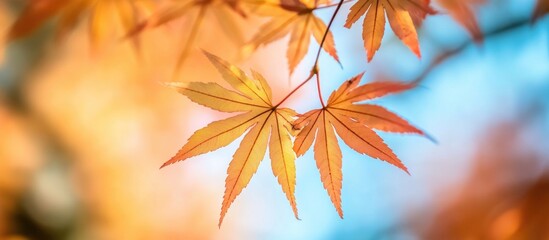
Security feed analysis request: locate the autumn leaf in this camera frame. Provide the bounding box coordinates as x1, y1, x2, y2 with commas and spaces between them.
162, 52, 299, 226
127, 0, 247, 72
344, 0, 435, 61
244, 0, 340, 75
293, 73, 426, 217
533, 0, 549, 23
437, 0, 484, 41
8, 0, 153, 46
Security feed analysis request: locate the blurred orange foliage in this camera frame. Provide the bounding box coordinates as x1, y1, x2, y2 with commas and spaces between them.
416, 119, 549, 239
0, 2, 9, 65
19, 32, 229, 238
8, 0, 154, 46
1, 0, 547, 237
0, 99, 44, 238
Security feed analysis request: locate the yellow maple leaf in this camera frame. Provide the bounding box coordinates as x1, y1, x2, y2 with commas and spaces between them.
127, 0, 247, 72
344, 0, 435, 61
244, 0, 340, 75
162, 52, 299, 226
293, 73, 427, 217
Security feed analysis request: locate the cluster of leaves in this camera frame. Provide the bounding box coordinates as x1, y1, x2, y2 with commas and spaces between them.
0, 0, 514, 68
7, 0, 549, 68
6, 0, 549, 225
162, 52, 427, 225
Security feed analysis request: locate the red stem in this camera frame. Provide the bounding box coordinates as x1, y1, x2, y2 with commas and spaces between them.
315, 72, 325, 108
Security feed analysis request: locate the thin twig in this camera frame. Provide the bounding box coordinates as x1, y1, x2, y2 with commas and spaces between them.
412, 18, 531, 85
315, 72, 325, 108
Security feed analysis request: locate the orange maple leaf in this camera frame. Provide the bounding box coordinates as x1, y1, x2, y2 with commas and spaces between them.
244, 0, 340, 75
344, 0, 435, 61
127, 0, 247, 72
437, 0, 484, 41
8, 0, 153, 45
162, 52, 299, 226
293, 73, 426, 217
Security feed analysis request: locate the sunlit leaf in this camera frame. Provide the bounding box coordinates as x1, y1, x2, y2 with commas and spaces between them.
244, 0, 340, 75
127, 0, 247, 72
344, 0, 435, 61
437, 0, 484, 41
163, 52, 299, 226
293, 73, 426, 217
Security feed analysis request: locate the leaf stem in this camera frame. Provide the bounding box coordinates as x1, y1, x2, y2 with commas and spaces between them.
274, 0, 345, 108
315, 71, 325, 108
274, 71, 315, 108
312, 0, 344, 67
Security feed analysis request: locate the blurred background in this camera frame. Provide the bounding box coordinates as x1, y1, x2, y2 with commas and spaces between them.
0, 0, 548, 239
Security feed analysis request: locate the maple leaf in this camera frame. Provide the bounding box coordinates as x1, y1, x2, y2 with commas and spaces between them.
293, 73, 426, 217
8, 0, 153, 45
533, 0, 549, 23
344, 0, 435, 61
436, 0, 484, 41
162, 52, 299, 226
127, 0, 247, 72
244, 0, 340, 75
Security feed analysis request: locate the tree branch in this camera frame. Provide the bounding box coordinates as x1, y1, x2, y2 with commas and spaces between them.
412, 17, 532, 85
